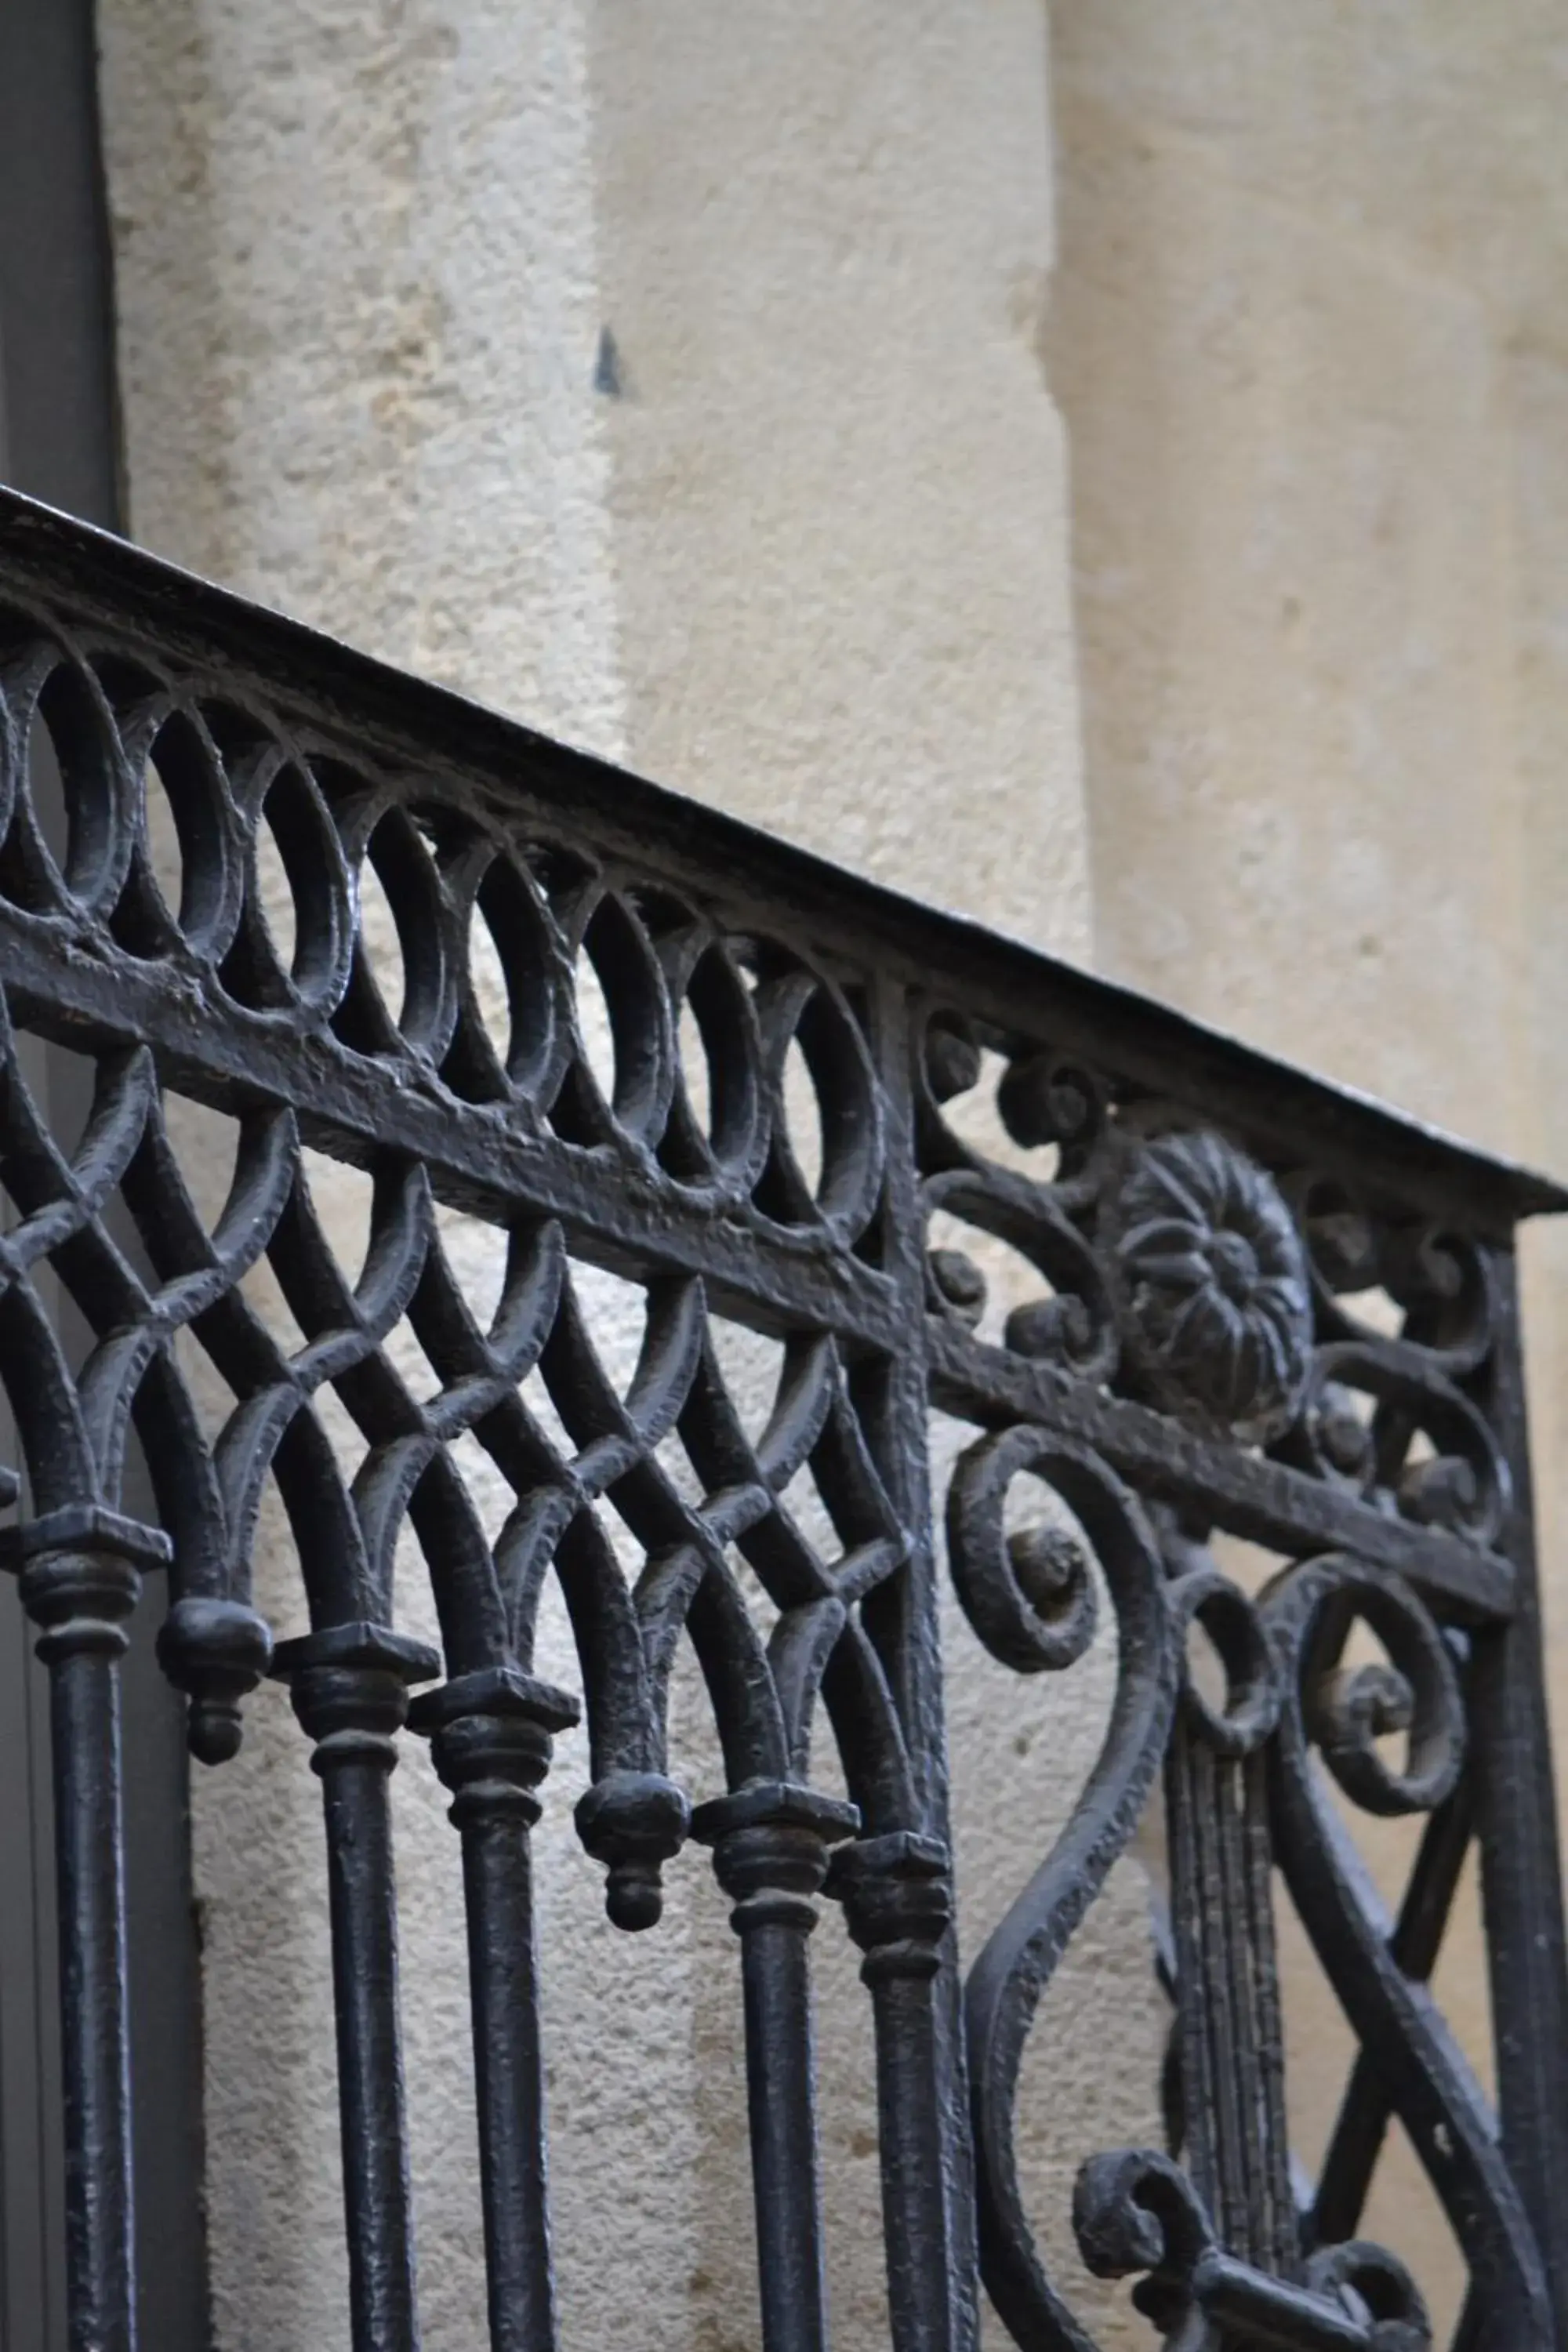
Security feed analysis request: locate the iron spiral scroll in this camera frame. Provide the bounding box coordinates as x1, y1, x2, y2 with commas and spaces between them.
923, 1054, 1555, 2352
0, 491, 1564, 2352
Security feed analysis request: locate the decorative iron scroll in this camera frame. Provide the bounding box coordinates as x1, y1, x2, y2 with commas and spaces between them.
0, 486, 1566, 2352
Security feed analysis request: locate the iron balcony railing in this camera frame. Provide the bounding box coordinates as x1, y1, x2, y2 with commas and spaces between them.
0, 482, 1564, 2352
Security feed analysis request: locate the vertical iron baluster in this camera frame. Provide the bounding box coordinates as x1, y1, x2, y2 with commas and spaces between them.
2, 1510, 169, 2352
694, 1782, 857, 2352
1240, 1750, 1295, 2280
827, 1832, 953, 2352
408, 1667, 579, 2352
1168, 1733, 1239, 2241
1471, 1256, 1568, 2343
867, 972, 978, 2352
271, 1621, 438, 2352
1167, 1723, 1297, 2281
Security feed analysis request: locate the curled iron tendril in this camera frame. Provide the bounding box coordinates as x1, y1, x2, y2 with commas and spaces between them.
1074, 2147, 1431, 2352
924, 1164, 1118, 1383
1288, 1175, 1496, 1379
918, 1010, 1106, 1186
946, 1423, 1101, 1675
1167, 1563, 1281, 1757
1278, 1341, 1508, 1552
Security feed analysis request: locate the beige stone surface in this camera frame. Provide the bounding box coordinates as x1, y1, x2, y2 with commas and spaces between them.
99, 2, 1147, 2347
1054, 2, 1568, 363
587, 0, 1090, 947
1046, 85, 1524, 1149
101, 0, 623, 755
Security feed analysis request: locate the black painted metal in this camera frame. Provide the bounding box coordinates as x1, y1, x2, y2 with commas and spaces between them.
274, 1625, 437, 2352
0, 483, 1566, 2352
412, 1664, 578, 2352
19, 1541, 140, 2352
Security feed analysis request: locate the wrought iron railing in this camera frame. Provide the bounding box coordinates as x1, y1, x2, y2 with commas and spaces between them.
0, 481, 1565, 2352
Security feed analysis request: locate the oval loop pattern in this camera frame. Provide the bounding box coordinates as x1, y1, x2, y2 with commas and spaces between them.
0, 550, 1552, 2352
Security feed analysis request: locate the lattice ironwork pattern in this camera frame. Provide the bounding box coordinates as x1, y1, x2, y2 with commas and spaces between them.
0, 485, 1566, 2352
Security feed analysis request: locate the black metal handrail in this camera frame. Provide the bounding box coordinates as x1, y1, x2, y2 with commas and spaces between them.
0, 482, 1564, 2352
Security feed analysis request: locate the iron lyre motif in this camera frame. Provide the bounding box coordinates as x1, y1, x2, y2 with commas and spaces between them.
0, 483, 1564, 2352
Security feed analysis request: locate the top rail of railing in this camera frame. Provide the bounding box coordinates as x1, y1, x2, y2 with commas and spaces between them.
0, 484, 1559, 1239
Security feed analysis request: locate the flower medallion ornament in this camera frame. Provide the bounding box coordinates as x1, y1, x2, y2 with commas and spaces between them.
1102, 1128, 1313, 1443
